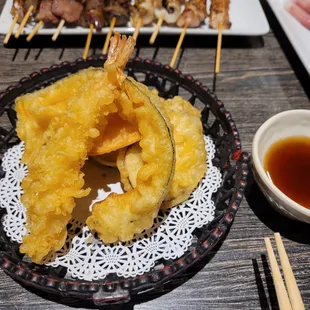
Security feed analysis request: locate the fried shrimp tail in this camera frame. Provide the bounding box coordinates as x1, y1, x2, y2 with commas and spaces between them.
104, 33, 135, 85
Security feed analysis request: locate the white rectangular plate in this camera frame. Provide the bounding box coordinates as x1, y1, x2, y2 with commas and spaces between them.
0, 0, 269, 36
267, 0, 310, 74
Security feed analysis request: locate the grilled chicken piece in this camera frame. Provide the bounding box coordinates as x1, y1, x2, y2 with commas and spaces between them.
131, 0, 155, 26
79, 0, 106, 30
36, 0, 60, 24
154, 0, 182, 24
11, 0, 24, 21
209, 0, 231, 29
52, 0, 85, 23
11, 0, 40, 22
104, 0, 130, 26
177, 0, 206, 27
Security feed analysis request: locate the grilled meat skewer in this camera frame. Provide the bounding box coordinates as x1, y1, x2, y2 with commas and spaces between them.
131, 0, 155, 26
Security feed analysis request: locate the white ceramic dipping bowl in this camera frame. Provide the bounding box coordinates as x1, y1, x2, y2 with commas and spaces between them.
252, 109, 310, 223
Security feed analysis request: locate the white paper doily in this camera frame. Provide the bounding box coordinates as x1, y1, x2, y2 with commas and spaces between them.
0, 136, 221, 281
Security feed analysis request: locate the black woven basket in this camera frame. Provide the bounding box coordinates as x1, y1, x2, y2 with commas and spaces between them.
0, 55, 249, 306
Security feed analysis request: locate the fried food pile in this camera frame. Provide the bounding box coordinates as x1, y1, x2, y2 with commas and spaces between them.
15, 33, 206, 264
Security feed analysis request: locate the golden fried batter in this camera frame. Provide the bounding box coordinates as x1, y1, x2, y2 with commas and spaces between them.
117, 96, 207, 209
16, 34, 135, 263
86, 78, 175, 243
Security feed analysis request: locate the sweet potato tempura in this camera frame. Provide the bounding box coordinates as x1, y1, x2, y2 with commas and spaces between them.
16, 34, 135, 263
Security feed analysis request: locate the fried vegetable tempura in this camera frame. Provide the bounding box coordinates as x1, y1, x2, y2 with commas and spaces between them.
161, 96, 206, 209
117, 96, 207, 209
89, 113, 141, 156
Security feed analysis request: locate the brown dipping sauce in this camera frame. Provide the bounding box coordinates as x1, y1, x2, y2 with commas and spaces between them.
264, 136, 310, 209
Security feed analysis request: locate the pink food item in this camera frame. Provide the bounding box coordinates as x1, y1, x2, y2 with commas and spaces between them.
285, 0, 310, 30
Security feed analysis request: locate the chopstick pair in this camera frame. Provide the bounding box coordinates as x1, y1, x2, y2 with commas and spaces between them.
264, 233, 304, 310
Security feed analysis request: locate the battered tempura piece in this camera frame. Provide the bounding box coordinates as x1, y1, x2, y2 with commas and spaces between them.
16, 34, 135, 263
117, 96, 207, 209
86, 78, 175, 243
161, 96, 206, 208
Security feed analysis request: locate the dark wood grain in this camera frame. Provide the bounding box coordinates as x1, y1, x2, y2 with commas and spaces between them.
0, 0, 310, 309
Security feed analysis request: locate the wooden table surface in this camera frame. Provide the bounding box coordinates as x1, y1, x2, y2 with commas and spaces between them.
0, 1, 310, 309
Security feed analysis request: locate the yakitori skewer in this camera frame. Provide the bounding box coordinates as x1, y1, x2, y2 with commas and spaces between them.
170, 24, 187, 68
102, 17, 117, 54
149, 13, 164, 44
83, 24, 94, 59
131, 0, 155, 42
132, 17, 142, 41
26, 0, 61, 42
52, 18, 65, 41
15, 5, 34, 39
26, 20, 43, 42
3, 14, 19, 44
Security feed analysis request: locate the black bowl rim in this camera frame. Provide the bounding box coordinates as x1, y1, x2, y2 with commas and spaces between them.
0, 55, 249, 305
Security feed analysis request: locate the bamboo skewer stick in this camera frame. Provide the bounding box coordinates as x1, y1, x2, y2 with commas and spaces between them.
170, 24, 187, 68
264, 237, 293, 310
133, 17, 142, 41
15, 5, 34, 39
215, 20, 223, 74
274, 233, 305, 310
83, 24, 94, 60
3, 14, 19, 44
213, 20, 223, 92
26, 20, 43, 42
52, 19, 65, 41
102, 17, 117, 54
149, 13, 164, 45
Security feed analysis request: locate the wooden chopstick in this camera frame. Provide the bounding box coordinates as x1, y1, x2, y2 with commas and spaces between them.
274, 233, 305, 310
264, 237, 293, 310
170, 24, 187, 68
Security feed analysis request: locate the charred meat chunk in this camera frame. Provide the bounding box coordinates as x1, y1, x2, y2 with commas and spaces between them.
36, 0, 60, 24
52, 0, 85, 23
104, 0, 130, 26
79, 0, 106, 30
